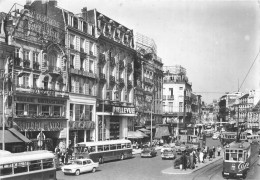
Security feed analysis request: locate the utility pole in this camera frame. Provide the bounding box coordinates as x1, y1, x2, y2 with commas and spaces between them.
236, 104, 240, 142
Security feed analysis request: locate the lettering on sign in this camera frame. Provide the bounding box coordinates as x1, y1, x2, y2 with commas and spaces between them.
15, 121, 65, 131
112, 106, 135, 114
238, 162, 249, 172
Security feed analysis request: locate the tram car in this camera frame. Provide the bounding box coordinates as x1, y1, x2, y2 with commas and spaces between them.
220, 132, 247, 146
222, 141, 260, 179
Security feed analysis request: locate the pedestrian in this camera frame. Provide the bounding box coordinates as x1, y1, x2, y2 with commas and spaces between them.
212, 146, 216, 158
193, 149, 197, 165
199, 150, 204, 163
60, 150, 65, 165
217, 145, 222, 156
190, 152, 194, 169
64, 149, 69, 165
209, 149, 213, 160
181, 151, 187, 170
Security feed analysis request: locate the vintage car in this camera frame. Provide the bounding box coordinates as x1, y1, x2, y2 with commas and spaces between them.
212, 132, 220, 140
161, 149, 177, 160
141, 147, 157, 158
62, 158, 99, 175
160, 144, 172, 153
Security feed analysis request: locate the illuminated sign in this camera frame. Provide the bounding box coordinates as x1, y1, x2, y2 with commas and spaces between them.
112, 106, 135, 114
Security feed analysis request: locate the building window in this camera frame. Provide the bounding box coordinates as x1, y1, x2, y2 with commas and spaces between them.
33, 52, 38, 63
80, 58, 84, 70
89, 60, 94, 73
169, 88, 173, 96
179, 102, 183, 112
89, 42, 94, 55
73, 17, 78, 29
53, 106, 61, 116
23, 75, 29, 87
16, 103, 25, 116
169, 102, 173, 113
70, 54, 75, 68
43, 76, 48, 90
80, 38, 84, 52
83, 22, 87, 33
70, 104, 74, 120
33, 75, 38, 88
70, 34, 75, 49
15, 48, 19, 58
179, 87, 183, 90
29, 104, 37, 116
42, 105, 50, 116
24, 50, 29, 60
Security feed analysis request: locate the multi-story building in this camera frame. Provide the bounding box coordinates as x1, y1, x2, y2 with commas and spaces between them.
87, 9, 136, 141
162, 65, 193, 136
134, 33, 163, 134
62, 6, 97, 147
3, 1, 69, 150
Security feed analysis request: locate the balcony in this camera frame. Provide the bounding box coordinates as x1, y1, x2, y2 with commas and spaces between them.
33, 62, 40, 70
127, 63, 132, 73
99, 73, 106, 83
98, 53, 106, 65
110, 75, 115, 85
23, 60, 30, 69
110, 57, 116, 67
127, 80, 133, 89
47, 66, 61, 75
167, 95, 174, 100
119, 60, 124, 70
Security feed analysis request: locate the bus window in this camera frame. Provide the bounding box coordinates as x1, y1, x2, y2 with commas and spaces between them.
116, 144, 121, 149
89, 146, 96, 152
238, 150, 243, 161
126, 143, 131, 148
225, 152, 230, 160
0, 164, 13, 176
98, 145, 103, 152
42, 159, 54, 169
29, 160, 41, 171
110, 144, 116, 150
104, 145, 109, 151
14, 162, 28, 174
231, 153, 237, 161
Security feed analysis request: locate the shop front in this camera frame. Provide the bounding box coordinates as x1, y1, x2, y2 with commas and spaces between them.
96, 104, 136, 141
13, 118, 67, 151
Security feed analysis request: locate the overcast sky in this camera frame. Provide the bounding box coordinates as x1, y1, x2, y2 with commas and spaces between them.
1, 0, 260, 103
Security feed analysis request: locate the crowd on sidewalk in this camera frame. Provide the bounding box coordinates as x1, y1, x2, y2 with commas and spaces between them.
54, 146, 73, 165
174, 145, 222, 170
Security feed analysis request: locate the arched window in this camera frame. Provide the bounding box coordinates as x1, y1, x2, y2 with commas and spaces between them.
48, 51, 57, 67
43, 76, 49, 90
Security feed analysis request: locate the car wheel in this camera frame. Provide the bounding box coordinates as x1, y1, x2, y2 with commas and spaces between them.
120, 154, 124, 160
75, 169, 80, 176
92, 167, 96, 173
64, 173, 68, 175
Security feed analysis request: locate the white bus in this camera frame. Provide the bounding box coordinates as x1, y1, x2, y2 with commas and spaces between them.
0, 150, 56, 180
74, 139, 133, 164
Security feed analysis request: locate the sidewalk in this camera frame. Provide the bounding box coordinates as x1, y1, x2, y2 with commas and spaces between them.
161, 154, 223, 175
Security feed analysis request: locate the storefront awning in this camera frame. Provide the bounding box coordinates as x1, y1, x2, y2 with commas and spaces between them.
127, 131, 148, 139
0, 130, 23, 143
8, 128, 31, 143
154, 126, 170, 139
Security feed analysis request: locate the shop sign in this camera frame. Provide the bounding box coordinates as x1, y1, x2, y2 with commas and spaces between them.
112, 106, 135, 114
69, 121, 95, 130
15, 120, 66, 131
38, 98, 65, 104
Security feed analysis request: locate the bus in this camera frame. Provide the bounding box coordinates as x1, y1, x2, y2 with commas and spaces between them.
0, 150, 56, 180
246, 134, 260, 143
222, 141, 260, 179
74, 139, 133, 164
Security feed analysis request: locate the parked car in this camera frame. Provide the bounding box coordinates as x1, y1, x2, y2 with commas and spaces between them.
141, 147, 157, 158
161, 149, 177, 160
61, 158, 99, 175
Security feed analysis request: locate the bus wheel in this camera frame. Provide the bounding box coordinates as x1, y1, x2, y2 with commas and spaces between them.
75, 169, 80, 176
92, 167, 96, 173
99, 157, 103, 164
120, 154, 124, 160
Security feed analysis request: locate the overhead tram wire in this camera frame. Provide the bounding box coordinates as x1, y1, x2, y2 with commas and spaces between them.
238, 47, 260, 91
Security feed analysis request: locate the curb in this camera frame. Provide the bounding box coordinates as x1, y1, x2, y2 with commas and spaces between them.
161, 156, 223, 175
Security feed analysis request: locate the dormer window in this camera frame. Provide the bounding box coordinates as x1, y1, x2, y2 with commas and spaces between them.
73, 17, 78, 29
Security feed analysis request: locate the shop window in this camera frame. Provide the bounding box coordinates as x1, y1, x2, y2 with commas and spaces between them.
16, 103, 25, 116
29, 104, 37, 116
53, 106, 61, 116
42, 105, 50, 116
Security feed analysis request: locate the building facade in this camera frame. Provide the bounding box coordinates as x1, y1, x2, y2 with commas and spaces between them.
87, 9, 136, 141
162, 65, 193, 136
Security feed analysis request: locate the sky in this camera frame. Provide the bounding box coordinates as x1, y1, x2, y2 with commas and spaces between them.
1, 0, 260, 104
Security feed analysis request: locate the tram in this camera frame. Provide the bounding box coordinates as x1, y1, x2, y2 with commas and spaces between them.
222, 141, 260, 179
220, 131, 247, 146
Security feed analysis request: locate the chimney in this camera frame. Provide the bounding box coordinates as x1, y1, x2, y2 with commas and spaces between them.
49, 0, 57, 7
81, 7, 88, 20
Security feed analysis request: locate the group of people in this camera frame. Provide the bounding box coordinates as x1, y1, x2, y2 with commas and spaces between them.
54, 146, 73, 165
177, 145, 222, 170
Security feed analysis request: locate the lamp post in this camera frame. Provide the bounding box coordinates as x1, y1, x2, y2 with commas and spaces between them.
2, 76, 5, 150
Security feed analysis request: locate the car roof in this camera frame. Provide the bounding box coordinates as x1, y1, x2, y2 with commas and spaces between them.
74, 158, 92, 161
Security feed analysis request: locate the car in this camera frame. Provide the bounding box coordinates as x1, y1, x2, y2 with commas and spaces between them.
141, 147, 157, 158
161, 149, 177, 160
160, 144, 172, 153
212, 133, 220, 140
61, 158, 99, 176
